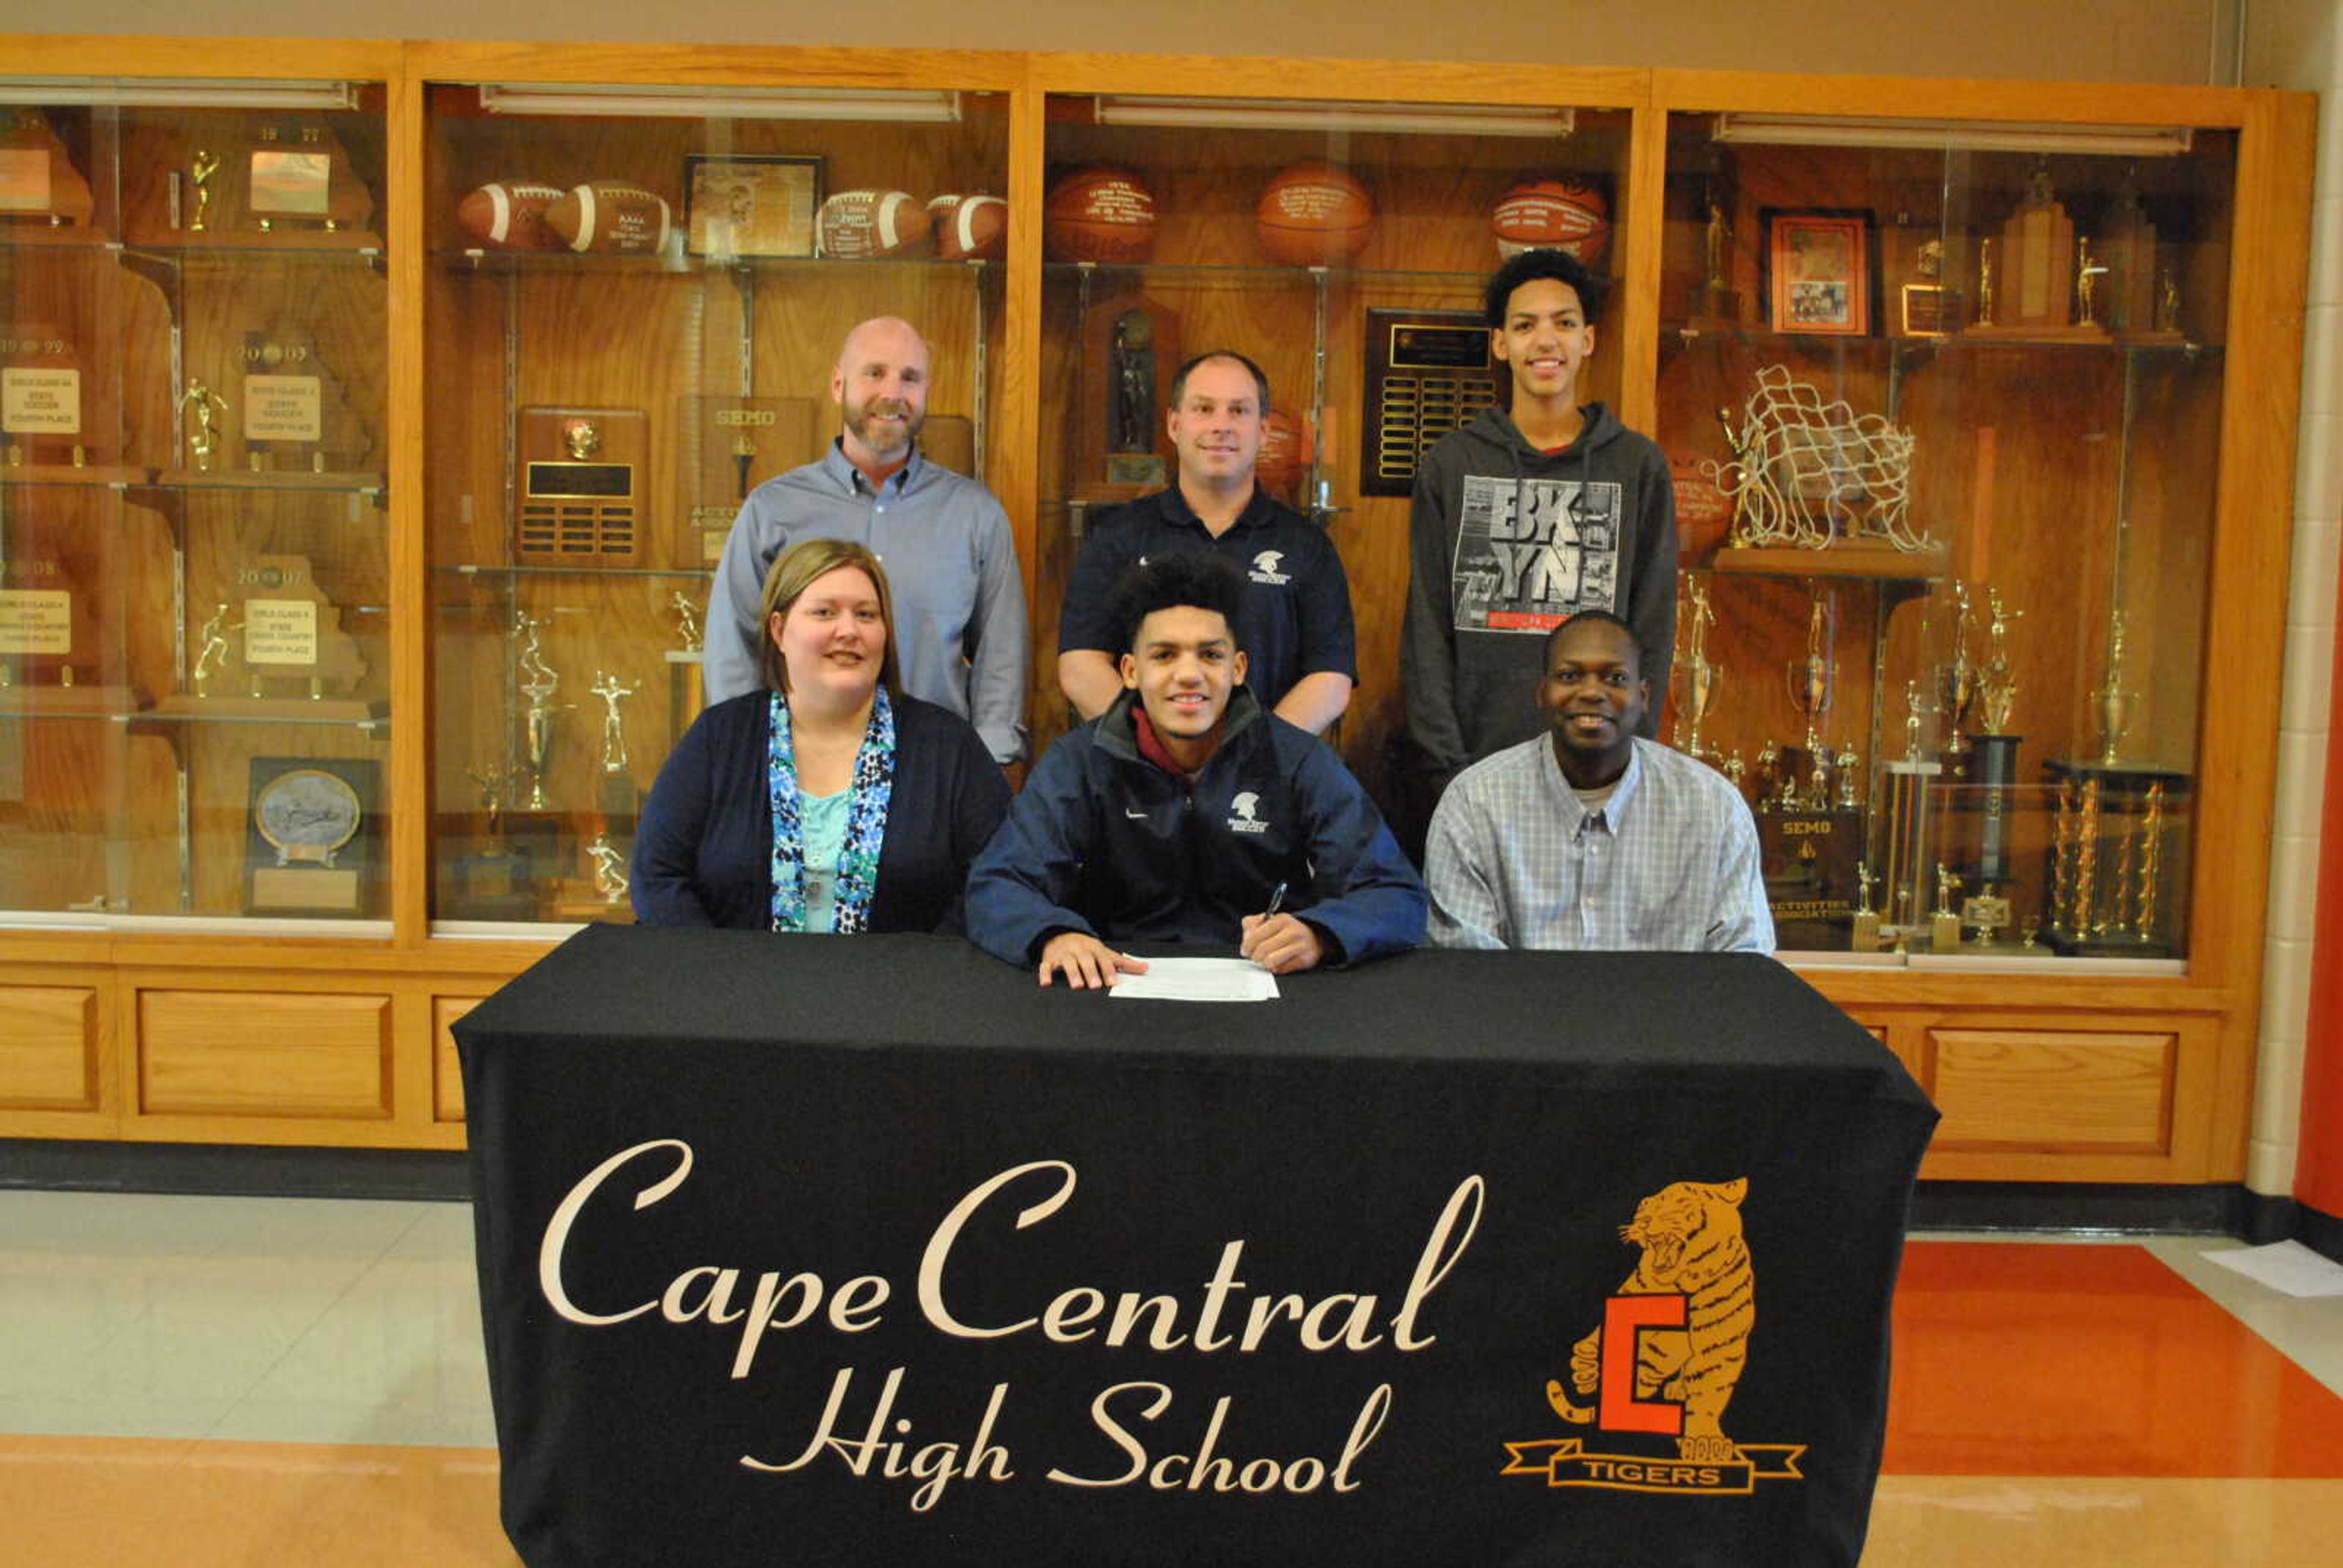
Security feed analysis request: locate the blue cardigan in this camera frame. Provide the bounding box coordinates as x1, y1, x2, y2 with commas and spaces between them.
632, 690, 1010, 933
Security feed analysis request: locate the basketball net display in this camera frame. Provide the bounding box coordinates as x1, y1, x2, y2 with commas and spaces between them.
1704, 365, 1928, 553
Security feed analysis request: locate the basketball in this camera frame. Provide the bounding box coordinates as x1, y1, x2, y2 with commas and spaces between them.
1491, 177, 1611, 264
1254, 162, 1374, 267
1257, 408, 1314, 497
929, 192, 1007, 261
1044, 167, 1157, 264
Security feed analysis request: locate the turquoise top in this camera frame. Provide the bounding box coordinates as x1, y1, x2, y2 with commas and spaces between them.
796, 788, 850, 933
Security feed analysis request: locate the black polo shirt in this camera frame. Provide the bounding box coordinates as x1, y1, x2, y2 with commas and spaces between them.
1058, 485, 1357, 708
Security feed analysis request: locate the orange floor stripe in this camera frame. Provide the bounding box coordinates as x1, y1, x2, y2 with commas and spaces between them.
1883, 1242, 2343, 1478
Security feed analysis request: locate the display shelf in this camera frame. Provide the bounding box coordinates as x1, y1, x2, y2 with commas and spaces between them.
439, 562, 718, 582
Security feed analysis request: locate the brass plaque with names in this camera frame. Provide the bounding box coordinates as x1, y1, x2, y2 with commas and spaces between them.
2, 367, 79, 436
243, 375, 323, 444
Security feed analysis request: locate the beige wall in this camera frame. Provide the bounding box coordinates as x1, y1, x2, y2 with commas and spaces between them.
10, 1, 2227, 85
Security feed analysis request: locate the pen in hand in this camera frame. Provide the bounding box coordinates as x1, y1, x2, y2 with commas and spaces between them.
1262, 882, 1288, 921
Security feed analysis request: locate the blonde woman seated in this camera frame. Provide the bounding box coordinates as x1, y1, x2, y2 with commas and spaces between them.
633, 538, 1010, 933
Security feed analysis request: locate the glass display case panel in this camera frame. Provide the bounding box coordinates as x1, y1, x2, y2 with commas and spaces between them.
1035, 93, 1634, 791
422, 82, 1011, 926
1657, 111, 2234, 963
0, 81, 390, 924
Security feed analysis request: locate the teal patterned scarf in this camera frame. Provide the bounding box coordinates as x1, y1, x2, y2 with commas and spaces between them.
767, 688, 895, 933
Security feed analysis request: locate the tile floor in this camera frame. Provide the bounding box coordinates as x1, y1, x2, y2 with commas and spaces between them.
4, 1190, 2342, 1563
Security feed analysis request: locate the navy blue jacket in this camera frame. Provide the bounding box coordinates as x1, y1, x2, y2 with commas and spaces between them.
632, 690, 1009, 933
966, 688, 1425, 966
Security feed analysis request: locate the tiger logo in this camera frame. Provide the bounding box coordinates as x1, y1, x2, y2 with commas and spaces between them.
1546, 1176, 1753, 1465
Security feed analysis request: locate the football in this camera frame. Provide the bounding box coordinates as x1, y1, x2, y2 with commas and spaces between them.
1254, 162, 1374, 267
453, 179, 568, 251
541, 182, 672, 255
1491, 177, 1611, 264
1044, 167, 1157, 264
818, 190, 932, 259
928, 192, 1007, 261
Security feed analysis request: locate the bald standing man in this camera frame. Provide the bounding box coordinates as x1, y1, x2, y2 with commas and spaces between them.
704, 316, 1029, 763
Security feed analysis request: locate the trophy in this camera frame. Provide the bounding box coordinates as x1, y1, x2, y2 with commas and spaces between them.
1, 325, 115, 475
1936, 581, 1978, 762
589, 669, 641, 825
454, 763, 539, 919
1836, 750, 1862, 810
234, 554, 369, 706
187, 148, 221, 233
237, 323, 375, 480
1930, 864, 1963, 951
192, 602, 240, 696
1785, 584, 1835, 782
1686, 176, 1742, 328
1882, 680, 1945, 936
244, 757, 375, 916
2093, 609, 2132, 766
2101, 190, 2184, 343
1072, 278, 1181, 509
683, 395, 818, 564
181, 378, 229, 473
0, 110, 96, 231
0, 548, 130, 711
516, 611, 569, 811
1672, 576, 1721, 760
1974, 236, 1997, 328
666, 591, 707, 746
1969, 170, 2103, 341
1896, 235, 1961, 337
237, 118, 377, 240
588, 832, 630, 907
1851, 861, 1883, 952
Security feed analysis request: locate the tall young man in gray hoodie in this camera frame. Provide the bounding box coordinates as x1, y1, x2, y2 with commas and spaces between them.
1399, 247, 1676, 835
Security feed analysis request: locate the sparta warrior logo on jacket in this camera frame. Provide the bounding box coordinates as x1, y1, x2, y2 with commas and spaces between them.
1450, 475, 1622, 634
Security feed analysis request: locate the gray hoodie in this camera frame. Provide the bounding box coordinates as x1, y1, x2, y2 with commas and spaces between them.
1400, 402, 1676, 777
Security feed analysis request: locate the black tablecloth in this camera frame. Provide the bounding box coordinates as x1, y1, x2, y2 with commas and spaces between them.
458, 926, 1936, 1567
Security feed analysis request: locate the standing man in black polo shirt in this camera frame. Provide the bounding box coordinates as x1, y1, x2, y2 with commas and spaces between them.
1056, 350, 1356, 735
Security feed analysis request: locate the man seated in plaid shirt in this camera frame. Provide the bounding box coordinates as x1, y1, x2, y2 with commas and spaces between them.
1423, 611, 1774, 952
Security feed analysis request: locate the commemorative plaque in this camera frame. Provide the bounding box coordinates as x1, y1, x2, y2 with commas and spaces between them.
1361, 309, 1500, 498
1, 326, 93, 473
0, 110, 95, 233
237, 118, 376, 240
682, 395, 817, 564
245, 756, 377, 916
237, 323, 375, 480
519, 408, 647, 564
0, 549, 132, 712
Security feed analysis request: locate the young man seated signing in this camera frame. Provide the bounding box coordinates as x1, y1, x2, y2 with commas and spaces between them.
966, 553, 1425, 987
1425, 610, 1773, 954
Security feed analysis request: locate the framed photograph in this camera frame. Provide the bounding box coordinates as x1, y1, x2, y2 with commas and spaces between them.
685, 154, 822, 258
1763, 210, 1873, 336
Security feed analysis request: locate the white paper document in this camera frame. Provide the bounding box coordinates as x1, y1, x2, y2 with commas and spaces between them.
1110, 957, 1280, 1003
2200, 1240, 2343, 1298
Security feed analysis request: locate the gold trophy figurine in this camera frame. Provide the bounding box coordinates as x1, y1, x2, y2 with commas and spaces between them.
2075, 236, 2108, 328
188, 147, 220, 232
1977, 588, 2023, 735
1974, 236, 1997, 328
192, 602, 239, 696
182, 378, 228, 473
1785, 585, 1835, 782
1938, 581, 1978, 757
2093, 608, 2132, 766
516, 611, 567, 811
1674, 577, 1721, 761
1930, 864, 1964, 951
1852, 861, 1883, 952
1836, 749, 1862, 810
1903, 679, 1928, 764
